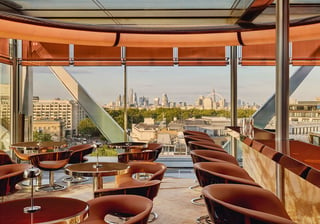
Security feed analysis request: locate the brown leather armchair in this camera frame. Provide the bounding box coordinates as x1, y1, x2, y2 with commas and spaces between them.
188, 140, 224, 151
184, 135, 216, 146
82, 194, 153, 224
68, 144, 94, 164
0, 163, 30, 200
115, 161, 167, 187
202, 184, 296, 224
0, 150, 14, 165
191, 149, 239, 165
94, 180, 161, 222
193, 162, 260, 223
63, 144, 94, 183
29, 151, 71, 191
194, 162, 259, 187
145, 143, 162, 160
118, 150, 158, 163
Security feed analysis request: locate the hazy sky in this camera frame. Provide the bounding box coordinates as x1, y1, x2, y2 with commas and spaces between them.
33, 65, 320, 106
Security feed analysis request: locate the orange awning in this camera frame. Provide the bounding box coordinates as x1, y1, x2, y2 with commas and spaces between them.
240, 44, 276, 66
292, 40, 320, 66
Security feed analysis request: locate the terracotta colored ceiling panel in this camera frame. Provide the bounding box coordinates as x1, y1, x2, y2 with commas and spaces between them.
126, 47, 173, 66
74, 45, 121, 66
292, 40, 320, 66
0, 38, 10, 64
241, 44, 276, 66
178, 47, 227, 66
0, 18, 117, 46
118, 33, 240, 48
22, 41, 69, 66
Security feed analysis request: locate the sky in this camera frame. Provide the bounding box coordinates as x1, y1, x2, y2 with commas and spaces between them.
33, 65, 320, 106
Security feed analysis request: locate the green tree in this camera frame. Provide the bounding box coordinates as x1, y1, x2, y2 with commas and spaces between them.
104, 108, 257, 127
33, 131, 52, 142
78, 118, 101, 137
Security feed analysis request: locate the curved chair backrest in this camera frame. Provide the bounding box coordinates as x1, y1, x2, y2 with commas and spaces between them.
11, 147, 31, 161
202, 184, 295, 224
191, 150, 238, 165
94, 180, 161, 201
193, 162, 259, 187
189, 141, 225, 153
145, 143, 162, 160
84, 194, 153, 224
29, 151, 71, 171
116, 161, 167, 187
0, 150, 14, 165
184, 135, 215, 146
68, 144, 94, 163
0, 164, 30, 196
118, 150, 158, 163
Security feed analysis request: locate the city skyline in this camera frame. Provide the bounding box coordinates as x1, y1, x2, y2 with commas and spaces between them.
33, 66, 320, 106
106, 88, 258, 108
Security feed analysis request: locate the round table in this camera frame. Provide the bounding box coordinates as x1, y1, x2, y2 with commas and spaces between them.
11, 141, 67, 153
0, 197, 88, 224
65, 162, 130, 191
107, 142, 148, 152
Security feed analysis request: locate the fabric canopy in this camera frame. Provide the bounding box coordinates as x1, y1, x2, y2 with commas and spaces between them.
21, 41, 228, 66
1, 12, 320, 48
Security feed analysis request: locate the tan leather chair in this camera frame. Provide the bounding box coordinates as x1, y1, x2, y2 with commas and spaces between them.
191, 149, 238, 165
189, 149, 237, 200
188, 140, 224, 151
29, 151, 71, 191
64, 144, 94, 183
184, 135, 216, 146
202, 184, 296, 224
194, 162, 259, 188
118, 150, 158, 163
145, 143, 162, 160
83, 194, 153, 224
0, 163, 30, 200
95, 180, 161, 222
68, 144, 94, 163
115, 161, 167, 187
193, 162, 260, 223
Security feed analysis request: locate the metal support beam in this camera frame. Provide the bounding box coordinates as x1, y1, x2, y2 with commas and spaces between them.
252, 66, 314, 129
230, 46, 238, 157
275, 0, 290, 202
49, 66, 124, 143
122, 47, 128, 141
10, 39, 20, 144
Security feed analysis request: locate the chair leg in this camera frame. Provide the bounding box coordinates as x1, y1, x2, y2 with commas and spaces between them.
191, 194, 205, 206
196, 215, 212, 224
63, 175, 89, 184
148, 211, 158, 223
36, 171, 66, 192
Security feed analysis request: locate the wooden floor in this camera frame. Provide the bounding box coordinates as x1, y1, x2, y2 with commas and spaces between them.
5, 177, 208, 224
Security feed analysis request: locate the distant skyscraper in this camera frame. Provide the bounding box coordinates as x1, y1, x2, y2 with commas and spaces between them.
129, 88, 134, 105
154, 97, 160, 107
162, 93, 169, 107
196, 96, 204, 106
116, 94, 122, 107
203, 97, 213, 109
133, 92, 138, 106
